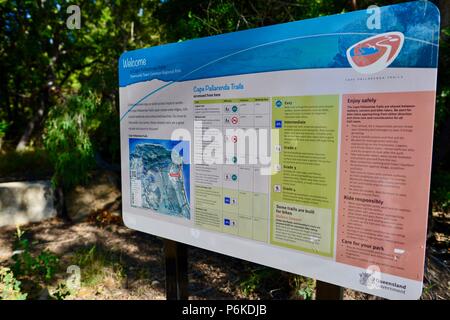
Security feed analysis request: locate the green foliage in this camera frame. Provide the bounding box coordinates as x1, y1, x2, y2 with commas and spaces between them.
291, 276, 315, 300
239, 267, 288, 297
43, 91, 121, 189
0, 267, 27, 300
5, 228, 75, 300
297, 286, 314, 300
73, 245, 124, 287
239, 268, 319, 299
0, 120, 9, 139
11, 227, 60, 283
0, 120, 8, 151
0, 149, 52, 179
158, 0, 354, 42
90, 100, 120, 165
432, 171, 450, 212
0, 0, 159, 142
51, 283, 72, 300
239, 271, 260, 296
43, 93, 98, 189
435, 86, 450, 131
435, 27, 450, 133
34, 251, 60, 282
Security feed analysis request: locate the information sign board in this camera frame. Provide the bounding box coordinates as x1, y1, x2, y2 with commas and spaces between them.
119, 1, 440, 299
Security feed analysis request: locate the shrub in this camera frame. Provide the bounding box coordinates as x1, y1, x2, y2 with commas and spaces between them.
11, 227, 60, 283
43, 93, 98, 189
432, 171, 450, 212
0, 267, 27, 300
73, 245, 124, 287
291, 276, 315, 300
239, 267, 290, 298
0, 120, 8, 144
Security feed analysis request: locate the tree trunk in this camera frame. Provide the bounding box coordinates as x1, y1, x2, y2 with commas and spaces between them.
438, 0, 449, 28
432, 0, 450, 169
55, 186, 71, 222
16, 88, 48, 151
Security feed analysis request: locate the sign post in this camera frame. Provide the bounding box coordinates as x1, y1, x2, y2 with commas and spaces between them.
163, 240, 346, 300
316, 281, 344, 300
164, 239, 189, 300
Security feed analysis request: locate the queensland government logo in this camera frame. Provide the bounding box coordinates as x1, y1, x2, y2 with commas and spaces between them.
346, 32, 404, 74
359, 265, 381, 290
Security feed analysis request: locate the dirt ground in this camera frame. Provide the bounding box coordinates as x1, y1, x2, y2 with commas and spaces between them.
0, 171, 448, 300
0, 217, 448, 300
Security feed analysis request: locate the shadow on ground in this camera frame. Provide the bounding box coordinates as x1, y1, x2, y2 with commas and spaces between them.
1, 215, 449, 300
0, 217, 253, 299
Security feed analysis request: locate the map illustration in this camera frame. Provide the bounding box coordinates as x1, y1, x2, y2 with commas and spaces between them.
129, 138, 190, 220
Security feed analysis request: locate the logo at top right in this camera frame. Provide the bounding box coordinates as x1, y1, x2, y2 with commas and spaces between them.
346, 32, 404, 74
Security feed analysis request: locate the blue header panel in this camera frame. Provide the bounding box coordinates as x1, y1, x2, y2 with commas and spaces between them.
119, 1, 440, 87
